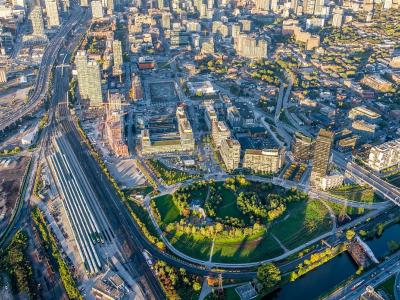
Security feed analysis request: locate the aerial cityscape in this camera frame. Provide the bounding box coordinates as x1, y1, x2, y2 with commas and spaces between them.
0, 0, 399, 299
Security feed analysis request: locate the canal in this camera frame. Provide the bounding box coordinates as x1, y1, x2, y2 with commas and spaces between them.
266, 222, 400, 300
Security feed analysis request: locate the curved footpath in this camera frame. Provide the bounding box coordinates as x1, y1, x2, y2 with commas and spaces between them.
144, 174, 390, 269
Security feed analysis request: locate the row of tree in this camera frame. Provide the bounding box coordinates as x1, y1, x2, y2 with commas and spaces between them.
31, 207, 82, 300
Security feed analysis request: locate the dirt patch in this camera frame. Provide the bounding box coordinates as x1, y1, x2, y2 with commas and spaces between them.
0, 156, 30, 228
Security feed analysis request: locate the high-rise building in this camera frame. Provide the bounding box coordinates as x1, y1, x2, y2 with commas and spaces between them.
292, 132, 314, 162
75, 51, 103, 106
235, 33, 267, 59
162, 12, 171, 29
80, 0, 89, 7
220, 138, 241, 171
303, 0, 316, 14
231, 23, 241, 39
310, 129, 333, 186
45, 0, 60, 27
157, 0, 164, 9
332, 8, 343, 28
91, 1, 104, 19
255, 0, 271, 11
30, 6, 45, 36
101, 0, 113, 12
112, 40, 123, 76
212, 121, 231, 148
130, 74, 143, 100
0, 67, 7, 83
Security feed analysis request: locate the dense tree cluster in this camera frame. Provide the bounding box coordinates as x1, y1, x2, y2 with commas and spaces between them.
147, 159, 199, 185
1, 231, 37, 298
256, 263, 281, 292
153, 260, 202, 299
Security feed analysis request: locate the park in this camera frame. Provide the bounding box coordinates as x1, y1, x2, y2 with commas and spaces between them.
151, 176, 333, 263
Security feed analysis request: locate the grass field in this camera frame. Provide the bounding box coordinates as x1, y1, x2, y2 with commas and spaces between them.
215, 184, 244, 219
270, 200, 332, 250
388, 174, 400, 188
154, 194, 181, 224
327, 201, 369, 219
376, 275, 395, 300
167, 230, 213, 261
329, 185, 383, 203
211, 232, 284, 263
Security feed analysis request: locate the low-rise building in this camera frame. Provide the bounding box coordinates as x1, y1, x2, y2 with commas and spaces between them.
368, 138, 400, 172
348, 106, 381, 123
320, 174, 344, 191
361, 75, 394, 92
243, 147, 285, 174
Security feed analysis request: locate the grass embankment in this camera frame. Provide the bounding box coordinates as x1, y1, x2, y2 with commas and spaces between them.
147, 159, 199, 185
376, 275, 396, 300
270, 200, 332, 250
329, 184, 383, 203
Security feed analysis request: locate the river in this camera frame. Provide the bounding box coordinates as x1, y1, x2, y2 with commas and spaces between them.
265, 222, 400, 300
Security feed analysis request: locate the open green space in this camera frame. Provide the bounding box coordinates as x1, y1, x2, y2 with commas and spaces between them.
214, 183, 245, 219
270, 200, 332, 250
153, 178, 334, 262
211, 232, 283, 263
328, 184, 384, 203
327, 201, 369, 219
127, 198, 159, 238
376, 275, 395, 300
154, 194, 182, 224
147, 159, 199, 185
167, 231, 212, 261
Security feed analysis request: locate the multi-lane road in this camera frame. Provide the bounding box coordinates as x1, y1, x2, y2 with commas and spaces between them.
0, 5, 88, 132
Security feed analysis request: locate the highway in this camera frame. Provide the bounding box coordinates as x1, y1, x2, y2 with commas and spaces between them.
0, 5, 88, 132
325, 251, 400, 300
333, 151, 400, 205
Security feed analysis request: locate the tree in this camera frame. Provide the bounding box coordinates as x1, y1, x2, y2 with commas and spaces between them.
256, 263, 281, 291
193, 281, 201, 292
346, 229, 356, 241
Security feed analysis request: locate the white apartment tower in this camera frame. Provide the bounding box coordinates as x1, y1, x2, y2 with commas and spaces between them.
112, 40, 123, 76
91, 1, 104, 19
45, 0, 60, 27
30, 6, 45, 36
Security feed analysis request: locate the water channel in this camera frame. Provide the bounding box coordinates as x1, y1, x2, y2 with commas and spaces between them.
266, 222, 400, 300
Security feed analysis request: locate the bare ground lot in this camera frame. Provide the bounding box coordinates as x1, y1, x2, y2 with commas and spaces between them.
0, 156, 29, 231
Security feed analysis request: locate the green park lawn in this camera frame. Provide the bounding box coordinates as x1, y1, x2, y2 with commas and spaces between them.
167, 230, 213, 261
215, 184, 245, 219
269, 200, 332, 250
155, 183, 334, 263
211, 231, 284, 263
328, 184, 384, 202
154, 194, 181, 224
